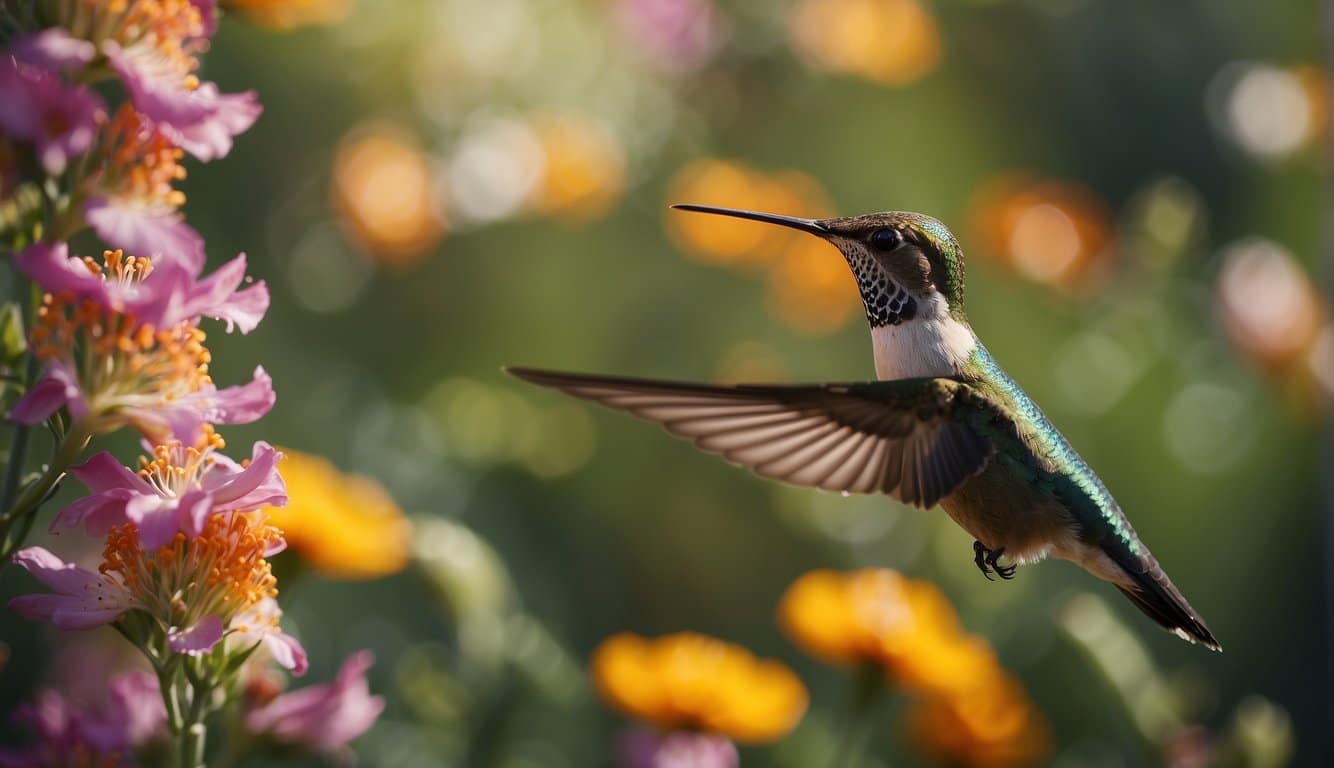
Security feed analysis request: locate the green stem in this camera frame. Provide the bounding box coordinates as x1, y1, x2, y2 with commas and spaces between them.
0, 425, 89, 559
830, 665, 886, 768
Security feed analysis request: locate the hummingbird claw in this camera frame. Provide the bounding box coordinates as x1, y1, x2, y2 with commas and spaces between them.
973, 541, 1015, 581
973, 540, 995, 581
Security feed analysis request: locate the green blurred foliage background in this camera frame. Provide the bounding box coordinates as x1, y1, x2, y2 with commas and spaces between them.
3, 0, 1331, 765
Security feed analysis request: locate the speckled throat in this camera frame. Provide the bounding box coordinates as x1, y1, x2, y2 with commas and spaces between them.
846, 250, 917, 327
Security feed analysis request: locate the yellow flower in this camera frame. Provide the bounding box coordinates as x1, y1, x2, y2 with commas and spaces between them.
665, 159, 830, 267
907, 674, 1051, 768
591, 632, 808, 743
788, 0, 941, 87
223, 0, 353, 30
778, 569, 1002, 697
264, 450, 411, 580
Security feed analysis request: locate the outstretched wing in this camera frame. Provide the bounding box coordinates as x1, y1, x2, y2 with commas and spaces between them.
506, 367, 1005, 509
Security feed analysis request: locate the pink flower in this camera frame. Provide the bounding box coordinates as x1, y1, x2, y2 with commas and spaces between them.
55, 440, 287, 550
104, 41, 261, 162
231, 597, 309, 676
0, 671, 165, 768
7, 547, 137, 630
0, 56, 104, 174
14, 241, 267, 331
8, 244, 274, 443
614, 0, 726, 74
11, 513, 303, 673
619, 729, 739, 768
246, 651, 384, 750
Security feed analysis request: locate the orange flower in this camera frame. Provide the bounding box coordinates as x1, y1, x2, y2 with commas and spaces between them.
527, 113, 625, 222
968, 174, 1114, 292
778, 569, 1002, 697
907, 674, 1050, 768
766, 235, 861, 335
591, 632, 808, 743
788, 0, 941, 87
224, 0, 353, 29
263, 449, 411, 580
332, 122, 445, 268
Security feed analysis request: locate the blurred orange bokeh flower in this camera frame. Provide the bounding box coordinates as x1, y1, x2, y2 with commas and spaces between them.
968, 174, 1114, 292
666, 160, 831, 267
333, 121, 445, 268
908, 675, 1051, 768
527, 113, 626, 222
224, 0, 352, 29
666, 158, 860, 334
591, 631, 808, 743
264, 449, 411, 580
767, 236, 862, 335
788, 0, 941, 87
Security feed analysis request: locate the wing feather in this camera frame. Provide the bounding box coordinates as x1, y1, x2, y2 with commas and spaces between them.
506, 368, 1005, 508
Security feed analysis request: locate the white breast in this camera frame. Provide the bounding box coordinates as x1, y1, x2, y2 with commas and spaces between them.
870, 294, 976, 380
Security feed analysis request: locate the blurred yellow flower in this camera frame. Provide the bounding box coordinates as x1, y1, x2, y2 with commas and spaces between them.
224, 0, 352, 29
968, 173, 1115, 292
265, 449, 411, 580
907, 675, 1051, 768
591, 632, 808, 743
788, 0, 941, 87
666, 160, 831, 267
527, 113, 625, 222
333, 121, 445, 268
779, 569, 1000, 697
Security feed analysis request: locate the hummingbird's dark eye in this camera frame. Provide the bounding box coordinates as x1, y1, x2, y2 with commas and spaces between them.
870, 228, 903, 252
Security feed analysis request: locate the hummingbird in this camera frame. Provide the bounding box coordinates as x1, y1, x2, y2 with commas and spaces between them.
507, 204, 1220, 651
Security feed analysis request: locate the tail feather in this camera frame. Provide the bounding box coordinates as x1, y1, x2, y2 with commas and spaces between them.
1113, 554, 1220, 652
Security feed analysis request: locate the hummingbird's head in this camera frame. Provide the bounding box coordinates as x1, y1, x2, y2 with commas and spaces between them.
672, 205, 967, 329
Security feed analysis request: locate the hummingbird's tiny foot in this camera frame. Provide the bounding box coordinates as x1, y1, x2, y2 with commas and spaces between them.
972, 540, 995, 581
985, 546, 1016, 580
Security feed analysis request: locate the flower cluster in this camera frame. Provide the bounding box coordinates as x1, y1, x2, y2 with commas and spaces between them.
1, 3, 381, 764
591, 631, 808, 766
780, 569, 1049, 767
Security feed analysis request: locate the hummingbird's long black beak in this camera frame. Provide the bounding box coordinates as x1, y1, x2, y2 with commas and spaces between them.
671, 204, 829, 236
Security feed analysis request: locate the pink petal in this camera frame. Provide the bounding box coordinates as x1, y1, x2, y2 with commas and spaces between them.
84, 196, 205, 271
11, 29, 97, 71
247, 651, 382, 749
7, 365, 79, 424
178, 253, 269, 332
159, 85, 262, 162
50, 490, 135, 537
264, 632, 308, 676
103, 42, 213, 127
207, 367, 276, 425
176, 490, 215, 539
10, 547, 99, 594
167, 615, 223, 654
9, 594, 126, 630
12, 242, 107, 305
124, 495, 185, 551
207, 442, 285, 510
69, 452, 153, 494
